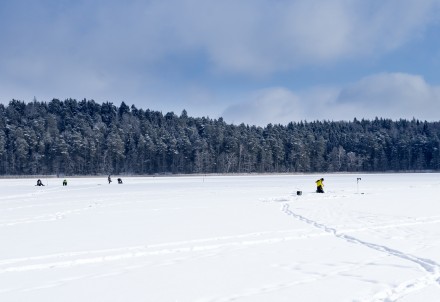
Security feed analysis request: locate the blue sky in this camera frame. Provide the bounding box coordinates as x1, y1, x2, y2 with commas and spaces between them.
1, 0, 440, 126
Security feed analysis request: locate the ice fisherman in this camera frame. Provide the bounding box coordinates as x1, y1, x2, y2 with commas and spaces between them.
315, 178, 324, 193
36, 179, 44, 186
117, 178, 123, 184
63, 179, 67, 186
108, 175, 112, 184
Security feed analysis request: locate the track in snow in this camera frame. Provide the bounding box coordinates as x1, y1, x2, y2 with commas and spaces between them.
282, 203, 440, 302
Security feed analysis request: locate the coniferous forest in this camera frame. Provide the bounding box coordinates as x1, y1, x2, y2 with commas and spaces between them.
1, 99, 440, 176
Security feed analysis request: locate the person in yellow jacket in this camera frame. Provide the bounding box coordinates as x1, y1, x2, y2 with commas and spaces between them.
315, 178, 324, 193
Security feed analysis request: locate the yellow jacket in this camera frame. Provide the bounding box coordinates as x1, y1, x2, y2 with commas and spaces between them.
315, 179, 324, 187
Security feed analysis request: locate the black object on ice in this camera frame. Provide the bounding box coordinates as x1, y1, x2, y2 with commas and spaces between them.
36, 179, 44, 186
118, 178, 123, 184
297, 191, 302, 196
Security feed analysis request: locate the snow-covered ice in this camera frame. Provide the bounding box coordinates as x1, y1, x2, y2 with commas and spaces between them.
1, 173, 440, 301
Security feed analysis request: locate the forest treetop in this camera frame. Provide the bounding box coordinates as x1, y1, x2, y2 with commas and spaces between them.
0, 98, 439, 175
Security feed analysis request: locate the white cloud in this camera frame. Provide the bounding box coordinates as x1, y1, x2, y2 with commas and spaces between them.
334, 73, 440, 120
222, 88, 304, 125
7, 0, 434, 76
222, 73, 440, 125
142, 0, 440, 74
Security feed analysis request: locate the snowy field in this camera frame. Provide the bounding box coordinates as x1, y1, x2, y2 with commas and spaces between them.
1, 173, 440, 302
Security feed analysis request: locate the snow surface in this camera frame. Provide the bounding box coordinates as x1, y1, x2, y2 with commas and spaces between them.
1, 173, 440, 302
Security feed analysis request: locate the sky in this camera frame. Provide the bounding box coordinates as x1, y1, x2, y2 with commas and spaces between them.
1, 0, 440, 126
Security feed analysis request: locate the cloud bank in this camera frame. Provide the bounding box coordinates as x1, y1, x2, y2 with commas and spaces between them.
1, 0, 440, 125
223, 73, 440, 125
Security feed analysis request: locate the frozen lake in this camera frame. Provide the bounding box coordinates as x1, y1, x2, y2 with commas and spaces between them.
1, 173, 440, 301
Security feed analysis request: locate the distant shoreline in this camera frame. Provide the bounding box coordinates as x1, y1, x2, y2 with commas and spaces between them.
1, 170, 439, 179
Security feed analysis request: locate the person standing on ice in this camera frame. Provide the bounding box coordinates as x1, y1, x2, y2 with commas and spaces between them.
315, 178, 324, 193
108, 175, 112, 184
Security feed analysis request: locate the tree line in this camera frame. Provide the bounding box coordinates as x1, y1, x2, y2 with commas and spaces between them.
0, 99, 439, 175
